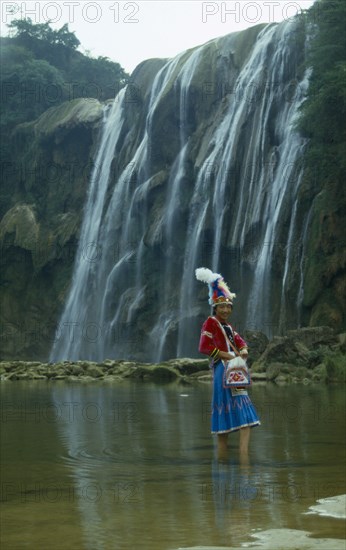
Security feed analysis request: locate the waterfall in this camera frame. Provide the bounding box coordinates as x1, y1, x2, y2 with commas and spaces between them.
51, 17, 311, 362
176, 20, 310, 354
277, 68, 311, 333
50, 89, 127, 361
296, 204, 313, 327
148, 47, 203, 361
243, 62, 310, 336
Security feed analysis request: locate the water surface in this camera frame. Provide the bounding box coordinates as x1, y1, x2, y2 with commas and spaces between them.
1, 382, 345, 549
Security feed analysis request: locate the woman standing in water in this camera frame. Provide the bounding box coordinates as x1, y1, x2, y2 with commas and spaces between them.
196, 267, 260, 460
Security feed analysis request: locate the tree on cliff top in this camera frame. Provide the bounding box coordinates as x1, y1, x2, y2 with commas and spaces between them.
8, 18, 81, 50
0, 18, 128, 136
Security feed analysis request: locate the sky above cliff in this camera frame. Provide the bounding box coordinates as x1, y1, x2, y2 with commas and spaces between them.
1, 0, 316, 74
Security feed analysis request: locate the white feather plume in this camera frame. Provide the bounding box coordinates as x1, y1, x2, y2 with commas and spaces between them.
196, 266, 236, 304
195, 267, 221, 283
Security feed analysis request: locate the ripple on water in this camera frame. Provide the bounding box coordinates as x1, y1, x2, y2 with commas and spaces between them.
62, 444, 212, 471
63, 446, 123, 468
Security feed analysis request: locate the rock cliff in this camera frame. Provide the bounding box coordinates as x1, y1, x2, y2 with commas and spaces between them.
1, 99, 103, 359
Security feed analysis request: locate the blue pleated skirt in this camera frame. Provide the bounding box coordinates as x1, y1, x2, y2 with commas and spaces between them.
211, 360, 261, 434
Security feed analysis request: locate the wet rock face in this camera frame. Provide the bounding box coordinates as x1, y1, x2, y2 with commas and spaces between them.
0, 99, 104, 360
243, 330, 269, 365
251, 327, 345, 383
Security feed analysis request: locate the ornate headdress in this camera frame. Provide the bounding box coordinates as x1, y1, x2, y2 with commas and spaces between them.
195, 267, 236, 306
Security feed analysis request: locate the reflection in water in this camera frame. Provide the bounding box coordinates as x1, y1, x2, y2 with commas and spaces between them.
1, 382, 345, 549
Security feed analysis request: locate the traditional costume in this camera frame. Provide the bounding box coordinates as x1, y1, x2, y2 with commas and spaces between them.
196, 267, 260, 434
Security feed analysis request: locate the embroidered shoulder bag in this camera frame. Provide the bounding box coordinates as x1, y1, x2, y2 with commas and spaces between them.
222, 329, 251, 388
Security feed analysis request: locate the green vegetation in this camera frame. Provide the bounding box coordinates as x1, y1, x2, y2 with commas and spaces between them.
296, 0, 346, 331
0, 18, 128, 139
298, 0, 346, 185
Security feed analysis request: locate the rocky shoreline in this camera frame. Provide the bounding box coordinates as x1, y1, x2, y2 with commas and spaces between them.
1, 327, 345, 384
0, 358, 211, 384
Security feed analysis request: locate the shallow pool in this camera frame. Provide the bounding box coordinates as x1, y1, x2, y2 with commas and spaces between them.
1, 381, 345, 549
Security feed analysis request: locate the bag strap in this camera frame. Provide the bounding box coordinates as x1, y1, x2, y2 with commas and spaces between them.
213, 317, 240, 356
227, 338, 240, 356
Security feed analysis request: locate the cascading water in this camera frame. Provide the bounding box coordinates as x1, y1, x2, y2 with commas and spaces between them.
51, 17, 311, 362
50, 89, 127, 361
51, 52, 191, 361
176, 20, 310, 354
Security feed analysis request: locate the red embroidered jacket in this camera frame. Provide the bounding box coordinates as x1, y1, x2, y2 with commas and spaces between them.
198, 316, 248, 363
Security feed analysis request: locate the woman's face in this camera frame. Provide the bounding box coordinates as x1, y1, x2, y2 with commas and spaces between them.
215, 303, 232, 322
